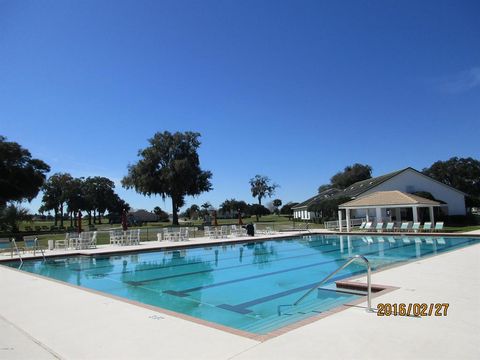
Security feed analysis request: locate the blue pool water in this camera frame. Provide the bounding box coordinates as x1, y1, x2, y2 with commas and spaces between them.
3, 235, 478, 334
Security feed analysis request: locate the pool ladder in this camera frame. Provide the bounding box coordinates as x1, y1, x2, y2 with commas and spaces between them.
278, 255, 373, 315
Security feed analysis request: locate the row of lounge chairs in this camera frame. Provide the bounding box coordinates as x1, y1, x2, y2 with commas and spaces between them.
0, 236, 45, 258
358, 221, 444, 233
56, 231, 98, 250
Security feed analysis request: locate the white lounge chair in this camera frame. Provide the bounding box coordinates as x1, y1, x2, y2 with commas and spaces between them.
364, 222, 373, 231
375, 222, 384, 232
422, 222, 432, 232
399, 222, 410, 232
384, 222, 394, 232
434, 222, 444, 232
0, 238, 20, 258
23, 236, 45, 257
411, 222, 421, 233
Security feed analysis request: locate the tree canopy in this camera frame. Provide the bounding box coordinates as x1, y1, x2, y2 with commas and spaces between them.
122, 131, 212, 225
330, 163, 372, 189
249, 175, 278, 205
423, 157, 480, 198
0, 136, 50, 207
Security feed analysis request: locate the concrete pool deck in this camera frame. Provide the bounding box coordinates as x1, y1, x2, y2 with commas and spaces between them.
0, 232, 479, 359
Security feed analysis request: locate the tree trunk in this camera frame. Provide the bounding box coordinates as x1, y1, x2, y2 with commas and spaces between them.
54, 210, 58, 226
60, 204, 64, 227
93, 210, 96, 224
172, 198, 179, 226
88, 211, 92, 225
98, 212, 102, 224
70, 212, 73, 227
258, 197, 262, 205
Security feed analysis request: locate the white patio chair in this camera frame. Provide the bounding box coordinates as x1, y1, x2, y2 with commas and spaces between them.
109, 229, 125, 245
125, 229, 140, 245
220, 226, 229, 238
178, 227, 188, 241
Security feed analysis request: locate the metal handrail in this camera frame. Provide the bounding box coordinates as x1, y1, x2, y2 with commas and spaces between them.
279, 255, 373, 314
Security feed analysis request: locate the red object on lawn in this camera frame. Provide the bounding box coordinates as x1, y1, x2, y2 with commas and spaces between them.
78, 211, 82, 233
121, 209, 128, 231
238, 210, 243, 226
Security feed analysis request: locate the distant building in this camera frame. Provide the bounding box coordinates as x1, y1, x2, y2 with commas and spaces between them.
293, 167, 466, 220
128, 209, 158, 223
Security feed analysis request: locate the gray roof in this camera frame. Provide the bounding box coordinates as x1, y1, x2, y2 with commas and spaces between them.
293, 168, 407, 210
292, 188, 341, 209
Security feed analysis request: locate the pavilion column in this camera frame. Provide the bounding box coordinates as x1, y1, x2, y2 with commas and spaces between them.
412, 206, 419, 223
375, 207, 382, 223
366, 211, 370, 222
429, 207, 435, 223
346, 208, 351, 232
395, 208, 402, 222
338, 210, 343, 232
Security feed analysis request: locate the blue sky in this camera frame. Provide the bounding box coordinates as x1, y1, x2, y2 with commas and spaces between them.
1, 0, 479, 213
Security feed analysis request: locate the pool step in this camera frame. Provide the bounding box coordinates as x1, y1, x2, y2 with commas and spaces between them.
242, 292, 358, 334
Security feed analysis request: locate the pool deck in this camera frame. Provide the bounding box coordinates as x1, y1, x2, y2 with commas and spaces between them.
1, 230, 479, 359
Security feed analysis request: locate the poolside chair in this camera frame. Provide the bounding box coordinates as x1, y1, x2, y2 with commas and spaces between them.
358, 222, 366, 230
385, 222, 395, 232
422, 222, 432, 232
55, 232, 77, 250
374, 222, 384, 232
0, 238, 21, 258
23, 236, 46, 259
434, 222, 444, 232
220, 226, 229, 238
80, 231, 98, 249
179, 227, 189, 241
109, 229, 125, 245
411, 222, 421, 233
399, 222, 410, 232
364, 222, 373, 231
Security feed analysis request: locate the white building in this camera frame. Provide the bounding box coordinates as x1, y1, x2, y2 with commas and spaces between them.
293, 167, 466, 221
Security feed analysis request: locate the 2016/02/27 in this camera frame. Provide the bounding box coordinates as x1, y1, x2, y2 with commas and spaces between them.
377, 303, 449, 317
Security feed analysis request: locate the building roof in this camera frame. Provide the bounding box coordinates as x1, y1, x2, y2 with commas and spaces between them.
292, 168, 406, 210
339, 191, 441, 208
336, 168, 406, 198
292, 187, 341, 209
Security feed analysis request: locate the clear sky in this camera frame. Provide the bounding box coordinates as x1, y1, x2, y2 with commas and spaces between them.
1, 0, 479, 214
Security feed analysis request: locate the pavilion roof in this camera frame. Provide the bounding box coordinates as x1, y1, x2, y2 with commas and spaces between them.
339, 190, 441, 208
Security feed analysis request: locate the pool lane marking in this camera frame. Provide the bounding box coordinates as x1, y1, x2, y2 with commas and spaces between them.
216, 282, 362, 314
67, 238, 337, 273
129, 236, 451, 287
162, 239, 471, 303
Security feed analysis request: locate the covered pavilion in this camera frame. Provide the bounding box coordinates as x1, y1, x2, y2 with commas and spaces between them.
338, 190, 442, 232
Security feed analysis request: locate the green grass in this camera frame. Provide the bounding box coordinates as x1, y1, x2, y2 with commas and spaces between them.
443, 225, 480, 233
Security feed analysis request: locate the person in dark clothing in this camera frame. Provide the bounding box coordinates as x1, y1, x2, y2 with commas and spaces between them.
245, 223, 255, 236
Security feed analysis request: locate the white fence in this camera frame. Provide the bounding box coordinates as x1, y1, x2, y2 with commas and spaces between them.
324, 218, 365, 230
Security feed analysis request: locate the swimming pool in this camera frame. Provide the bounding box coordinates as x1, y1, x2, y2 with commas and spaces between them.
3, 234, 479, 335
